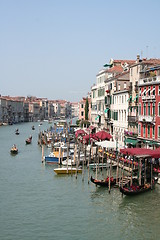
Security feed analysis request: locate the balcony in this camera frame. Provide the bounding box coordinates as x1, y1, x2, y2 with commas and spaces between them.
128, 116, 138, 122
139, 115, 155, 123
141, 95, 155, 101
139, 76, 160, 86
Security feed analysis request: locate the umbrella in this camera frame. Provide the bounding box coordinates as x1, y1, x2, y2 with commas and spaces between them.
75, 129, 86, 138
95, 130, 112, 141
83, 133, 99, 141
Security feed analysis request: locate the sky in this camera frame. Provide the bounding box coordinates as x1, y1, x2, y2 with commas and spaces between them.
0, 0, 160, 102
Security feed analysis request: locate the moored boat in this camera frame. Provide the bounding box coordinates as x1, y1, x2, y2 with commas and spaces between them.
120, 181, 156, 196
44, 144, 72, 164
54, 167, 82, 174
32, 126, 35, 130
62, 158, 76, 166
90, 176, 117, 187
44, 152, 59, 164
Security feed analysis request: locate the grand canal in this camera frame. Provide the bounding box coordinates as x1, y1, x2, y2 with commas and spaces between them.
0, 122, 160, 240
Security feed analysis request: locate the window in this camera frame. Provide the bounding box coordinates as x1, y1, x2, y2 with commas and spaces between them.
124, 82, 126, 89
148, 103, 150, 116
148, 125, 150, 136
139, 88, 141, 97
118, 84, 120, 91
153, 86, 155, 95
144, 103, 146, 115
159, 103, 160, 116
159, 86, 160, 95
144, 87, 146, 96
153, 125, 155, 137
122, 96, 123, 103
158, 126, 160, 138
138, 124, 141, 135
81, 104, 83, 108
81, 112, 84, 116
153, 103, 155, 116
143, 125, 145, 137
148, 87, 150, 96
139, 104, 141, 115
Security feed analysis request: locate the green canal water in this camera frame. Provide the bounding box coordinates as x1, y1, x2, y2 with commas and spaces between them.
0, 122, 160, 240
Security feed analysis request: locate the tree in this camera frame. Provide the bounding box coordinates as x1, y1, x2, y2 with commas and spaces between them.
85, 98, 89, 121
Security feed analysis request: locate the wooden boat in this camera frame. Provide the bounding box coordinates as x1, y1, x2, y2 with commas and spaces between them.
26, 136, 32, 144
44, 145, 72, 164
62, 158, 76, 166
44, 152, 59, 164
90, 176, 117, 187
54, 167, 82, 174
15, 129, 20, 135
120, 182, 155, 196
10, 145, 18, 154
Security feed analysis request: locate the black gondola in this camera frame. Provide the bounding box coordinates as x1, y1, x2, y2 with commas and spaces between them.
10, 145, 18, 154
25, 136, 32, 144
120, 181, 156, 196
90, 176, 117, 187
15, 129, 20, 135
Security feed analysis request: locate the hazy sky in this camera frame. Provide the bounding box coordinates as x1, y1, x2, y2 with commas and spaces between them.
1, 0, 160, 102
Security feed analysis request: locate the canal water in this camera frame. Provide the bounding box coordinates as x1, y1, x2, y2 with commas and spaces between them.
0, 122, 160, 240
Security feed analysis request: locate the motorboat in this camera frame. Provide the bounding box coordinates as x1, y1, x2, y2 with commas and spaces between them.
54, 167, 82, 174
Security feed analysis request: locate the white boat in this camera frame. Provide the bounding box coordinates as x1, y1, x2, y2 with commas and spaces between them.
62, 158, 76, 166
89, 163, 108, 169
54, 167, 82, 174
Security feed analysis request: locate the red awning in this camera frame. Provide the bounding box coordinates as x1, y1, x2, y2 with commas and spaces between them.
120, 148, 153, 157
149, 147, 160, 158
95, 130, 112, 141
75, 129, 86, 138
83, 133, 99, 141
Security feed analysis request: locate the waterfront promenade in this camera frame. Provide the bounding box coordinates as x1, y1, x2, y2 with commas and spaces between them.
0, 122, 160, 240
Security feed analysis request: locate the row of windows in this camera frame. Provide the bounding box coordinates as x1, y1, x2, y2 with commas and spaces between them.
139, 103, 156, 116
138, 124, 157, 137
139, 86, 156, 96
98, 88, 105, 97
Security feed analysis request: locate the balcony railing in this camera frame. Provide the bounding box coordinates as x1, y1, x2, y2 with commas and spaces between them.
141, 95, 155, 101
128, 116, 138, 122
139, 76, 160, 86
139, 115, 155, 123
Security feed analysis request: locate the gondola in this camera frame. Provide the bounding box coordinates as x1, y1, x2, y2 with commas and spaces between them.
25, 136, 32, 144
120, 181, 156, 196
90, 176, 117, 187
10, 145, 18, 154
15, 129, 20, 135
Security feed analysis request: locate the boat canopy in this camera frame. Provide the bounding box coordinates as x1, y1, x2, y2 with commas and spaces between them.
95, 140, 116, 149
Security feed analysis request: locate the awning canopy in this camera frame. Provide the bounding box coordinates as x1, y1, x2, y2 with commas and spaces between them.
95, 140, 116, 149
120, 148, 153, 157
104, 108, 109, 113
125, 138, 138, 145
95, 130, 112, 140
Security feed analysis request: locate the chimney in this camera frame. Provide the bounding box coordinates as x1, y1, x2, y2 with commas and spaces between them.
137, 54, 140, 63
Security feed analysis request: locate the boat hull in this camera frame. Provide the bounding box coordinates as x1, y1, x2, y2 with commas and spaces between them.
54, 167, 82, 174
90, 176, 117, 187
45, 156, 59, 164
120, 183, 154, 196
